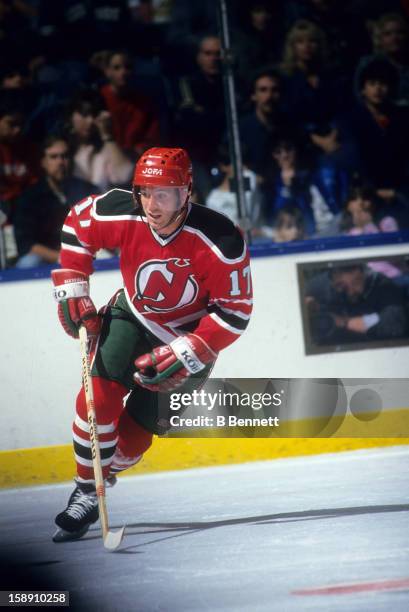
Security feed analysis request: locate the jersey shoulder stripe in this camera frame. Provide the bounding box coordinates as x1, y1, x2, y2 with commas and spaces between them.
185, 203, 246, 261
93, 188, 137, 218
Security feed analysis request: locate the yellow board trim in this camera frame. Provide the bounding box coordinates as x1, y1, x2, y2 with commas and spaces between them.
1, 436, 408, 489
1, 407, 408, 488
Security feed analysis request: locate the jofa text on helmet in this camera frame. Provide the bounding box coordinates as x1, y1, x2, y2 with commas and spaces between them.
142, 168, 163, 175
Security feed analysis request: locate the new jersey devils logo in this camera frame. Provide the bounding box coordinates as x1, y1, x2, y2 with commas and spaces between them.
133, 258, 198, 313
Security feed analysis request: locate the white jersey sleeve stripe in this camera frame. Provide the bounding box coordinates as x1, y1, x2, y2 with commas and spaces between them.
74, 196, 93, 215
209, 297, 253, 305
61, 243, 93, 256
165, 309, 208, 328
216, 306, 251, 320
62, 224, 76, 235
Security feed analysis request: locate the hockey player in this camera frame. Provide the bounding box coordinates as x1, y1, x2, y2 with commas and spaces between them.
51, 147, 252, 541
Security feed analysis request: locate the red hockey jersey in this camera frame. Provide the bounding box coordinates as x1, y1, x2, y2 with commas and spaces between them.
60, 188, 252, 352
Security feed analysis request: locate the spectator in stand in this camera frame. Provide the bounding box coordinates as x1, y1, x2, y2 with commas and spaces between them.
341, 185, 399, 235
345, 56, 409, 190
238, 69, 293, 179
371, 12, 409, 105
0, 91, 39, 223
14, 135, 98, 268
125, 0, 171, 60
232, 2, 285, 84
64, 89, 133, 192
30, 3, 92, 111
280, 20, 347, 128
165, 1, 239, 75
170, 34, 225, 200
100, 50, 160, 156
0, 56, 67, 142
35, 1, 131, 62
375, 185, 409, 229
263, 135, 347, 236
341, 185, 401, 279
284, 0, 372, 75
0, 58, 31, 90
273, 206, 306, 242
205, 144, 263, 232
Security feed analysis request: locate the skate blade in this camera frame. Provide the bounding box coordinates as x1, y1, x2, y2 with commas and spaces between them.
52, 524, 90, 543
104, 526, 126, 551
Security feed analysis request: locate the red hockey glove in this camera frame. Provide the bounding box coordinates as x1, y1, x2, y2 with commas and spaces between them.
51, 269, 101, 341
134, 334, 217, 392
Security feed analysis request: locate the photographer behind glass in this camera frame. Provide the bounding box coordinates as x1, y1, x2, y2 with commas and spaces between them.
305, 263, 408, 345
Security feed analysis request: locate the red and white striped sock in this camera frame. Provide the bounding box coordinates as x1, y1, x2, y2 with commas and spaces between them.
73, 378, 128, 484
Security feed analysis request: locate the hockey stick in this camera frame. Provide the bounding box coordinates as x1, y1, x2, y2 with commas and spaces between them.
79, 326, 125, 551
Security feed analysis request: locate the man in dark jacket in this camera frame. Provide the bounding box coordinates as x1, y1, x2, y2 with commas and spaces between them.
14, 135, 97, 268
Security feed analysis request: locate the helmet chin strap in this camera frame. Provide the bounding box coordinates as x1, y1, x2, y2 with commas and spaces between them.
159, 201, 188, 232
153, 189, 190, 234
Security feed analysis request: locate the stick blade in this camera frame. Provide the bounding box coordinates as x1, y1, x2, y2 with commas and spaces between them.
104, 526, 126, 551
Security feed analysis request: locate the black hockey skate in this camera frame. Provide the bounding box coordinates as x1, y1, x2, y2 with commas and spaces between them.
52, 483, 99, 543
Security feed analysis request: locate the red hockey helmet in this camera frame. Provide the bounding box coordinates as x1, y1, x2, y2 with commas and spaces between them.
133, 147, 192, 189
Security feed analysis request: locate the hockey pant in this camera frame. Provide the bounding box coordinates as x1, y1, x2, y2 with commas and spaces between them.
72, 290, 213, 484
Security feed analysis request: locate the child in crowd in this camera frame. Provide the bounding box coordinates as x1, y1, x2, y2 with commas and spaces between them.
342, 186, 401, 278
265, 135, 345, 236
342, 186, 399, 235
205, 145, 263, 232
273, 206, 306, 242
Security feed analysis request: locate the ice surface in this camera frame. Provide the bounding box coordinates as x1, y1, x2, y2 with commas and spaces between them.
0, 446, 408, 611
